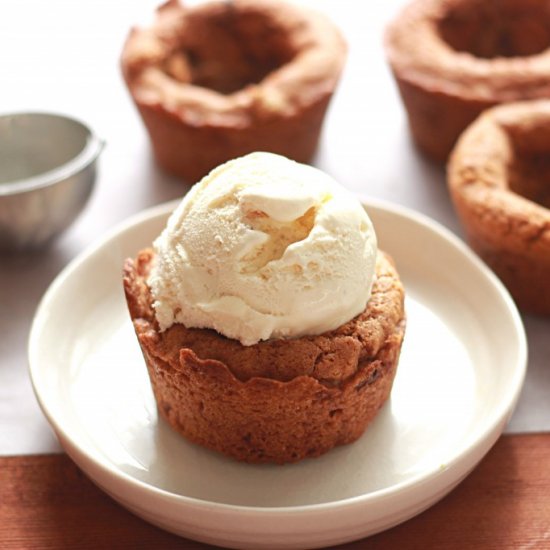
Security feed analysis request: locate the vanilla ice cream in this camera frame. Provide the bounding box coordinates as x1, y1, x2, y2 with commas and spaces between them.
148, 152, 377, 346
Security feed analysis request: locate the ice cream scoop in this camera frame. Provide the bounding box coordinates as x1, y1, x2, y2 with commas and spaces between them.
148, 152, 377, 345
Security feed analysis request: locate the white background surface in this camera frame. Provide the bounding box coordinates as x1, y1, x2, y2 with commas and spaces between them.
0, 0, 548, 456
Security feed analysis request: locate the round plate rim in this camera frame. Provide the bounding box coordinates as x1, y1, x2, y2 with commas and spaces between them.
28, 197, 527, 517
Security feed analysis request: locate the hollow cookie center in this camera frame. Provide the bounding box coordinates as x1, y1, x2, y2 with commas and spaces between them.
438, 2, 550, 59
163, 9, 297, 94
505, 124, 550, 209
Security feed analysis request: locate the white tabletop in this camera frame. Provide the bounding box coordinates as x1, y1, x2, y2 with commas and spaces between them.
1, 0, 548, 456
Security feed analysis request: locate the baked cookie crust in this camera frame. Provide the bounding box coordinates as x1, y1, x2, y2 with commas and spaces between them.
121, 0, 346, 182
448, 99, 550, 314
123, 249, 406, 464
385, 0, 550, 161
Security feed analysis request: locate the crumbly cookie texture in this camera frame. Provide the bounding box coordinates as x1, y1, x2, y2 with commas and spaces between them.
448, 100, 550, 315
124, 249, 406, 464
385, 0, 550, 161
121, 0, 346, 182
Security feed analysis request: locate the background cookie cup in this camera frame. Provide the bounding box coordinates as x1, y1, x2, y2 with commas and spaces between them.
385, 0, 550, 162
121, 0, 346, 183
123, 249, 406, 464
447, 99, 550, 315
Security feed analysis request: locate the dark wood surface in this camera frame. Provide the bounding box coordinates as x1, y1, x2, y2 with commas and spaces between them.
1, 433, 549, 549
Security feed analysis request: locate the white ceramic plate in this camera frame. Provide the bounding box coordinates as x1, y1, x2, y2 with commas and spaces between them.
29, 199, 526, 549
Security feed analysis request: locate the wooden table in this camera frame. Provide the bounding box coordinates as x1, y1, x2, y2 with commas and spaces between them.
1, 433, 549, 549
